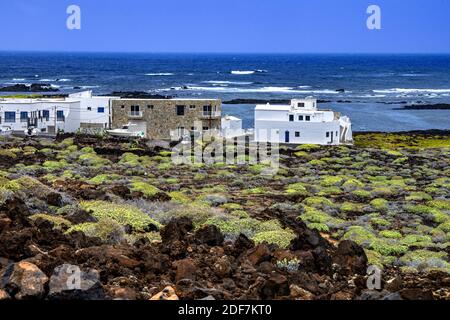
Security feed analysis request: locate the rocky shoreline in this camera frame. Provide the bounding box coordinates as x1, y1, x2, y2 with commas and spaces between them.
0, 83, 59, 93
394, 104, 450, 110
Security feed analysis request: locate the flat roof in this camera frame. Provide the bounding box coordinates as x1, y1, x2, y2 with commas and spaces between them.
115, 98, 220, 101
0, 98, 80, 104
255, 104, 291, 111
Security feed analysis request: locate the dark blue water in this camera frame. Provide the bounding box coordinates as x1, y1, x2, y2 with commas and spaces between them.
1, 52, 449, 131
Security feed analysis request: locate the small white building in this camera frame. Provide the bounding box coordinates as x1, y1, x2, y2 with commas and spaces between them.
0, 91, 115, 135
221, 115, 244, 138
254, 98, 352, 145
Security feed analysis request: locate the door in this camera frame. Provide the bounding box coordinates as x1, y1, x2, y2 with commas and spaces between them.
285, 131, 290, 143
331, 131, 334, 143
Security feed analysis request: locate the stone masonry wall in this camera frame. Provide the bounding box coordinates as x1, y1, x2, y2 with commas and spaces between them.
111, 99, 222, 139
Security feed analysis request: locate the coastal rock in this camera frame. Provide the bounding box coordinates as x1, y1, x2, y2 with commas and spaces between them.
0, 261, 49, 299
0, 83, 59, 92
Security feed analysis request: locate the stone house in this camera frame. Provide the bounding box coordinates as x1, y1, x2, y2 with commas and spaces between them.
111, 98, 222, 139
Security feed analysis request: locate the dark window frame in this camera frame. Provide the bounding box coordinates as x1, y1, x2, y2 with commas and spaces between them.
289, 115, 294, 122
4, 111, 16, 123
176, 105, 186, 116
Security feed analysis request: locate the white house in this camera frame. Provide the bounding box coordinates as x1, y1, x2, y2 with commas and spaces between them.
221, 115, 244, 138
0, 91, 115, 134
254, 98, 353, 145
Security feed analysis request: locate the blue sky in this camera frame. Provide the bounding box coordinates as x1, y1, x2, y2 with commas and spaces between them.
0, 0, 449, 53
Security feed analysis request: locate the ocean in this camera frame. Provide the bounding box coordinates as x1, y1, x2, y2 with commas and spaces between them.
1, 52, 449, 131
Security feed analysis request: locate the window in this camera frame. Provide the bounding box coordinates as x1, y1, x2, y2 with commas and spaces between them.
336, 131, 338, 137
190, 105, 196, 109
5, 112, 15, 123
87, 107, 92, 111
326, 132, 330, 138
147, 105, 154, 110
305, 116, 311, 121
176, 105, 185, 116
20, 112, 28, 122
295, 132, 300, 137
56, 111, 65, 121
289, 115, 294, 122
130, 105, 140, 116
298, 115, 304, 121
121, 105, 125, 109
43, 110, 50, 121
203, 126, 209, 131
298, 103, 305, 108
98, 107, 105, 113
203, 105, 212, 116
177, 127, 186, 135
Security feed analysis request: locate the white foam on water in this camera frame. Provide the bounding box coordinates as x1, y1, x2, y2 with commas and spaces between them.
158, 86, 339, 94
145, 73, 174, 76
203, 81, 254, 85
374, 88, 450, 94
231, 71, 255, 75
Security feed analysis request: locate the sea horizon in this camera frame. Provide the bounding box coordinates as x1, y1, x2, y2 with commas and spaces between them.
1, 52, 449, 132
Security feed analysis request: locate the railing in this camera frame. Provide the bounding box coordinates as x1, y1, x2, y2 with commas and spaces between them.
201, 111, 221, 118
128, 111, 144, 118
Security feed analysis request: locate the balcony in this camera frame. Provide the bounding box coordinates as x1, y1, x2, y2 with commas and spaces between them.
200, 111, 221, 119
128, 111, 144, 118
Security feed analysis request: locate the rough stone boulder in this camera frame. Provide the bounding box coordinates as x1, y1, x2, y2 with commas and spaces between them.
332, 240, 368, 275
260, 273, 290, 299
173, 258, 197, 282
160, 217, 194, 258
160, 217, 194, 243
0, 261, 48, 299
150, 286, 179, 300
47, 264, 106, 300
194, 225, 224, 247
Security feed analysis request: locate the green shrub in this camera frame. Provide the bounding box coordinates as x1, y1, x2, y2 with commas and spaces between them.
67, 218, 125, 244
379, 230, 402, 239
406, 192, 432, 202
29, 214, 72, 230
80, 200, 161, 230
130, 180, 161, 198
252, 229, 295, 249
89, 174, 121, 185
400, 234, 433, 247
343, 226, 376, 245
302, 196, 334, 208
370, 198, 389, 211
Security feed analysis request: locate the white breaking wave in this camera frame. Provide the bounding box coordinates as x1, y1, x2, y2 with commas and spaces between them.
400, 73, 430, 77
373, 88, 450, 94
203, 81, 254, 85
79, 85, 100, 89
12, 78, 26, 81
39, 78, 71, 82
231, 71, 255, 75
145, 73, 174, 76
158, 86, 339, 94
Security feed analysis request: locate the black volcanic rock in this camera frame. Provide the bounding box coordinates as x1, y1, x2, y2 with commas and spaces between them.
0, 83, 59, 92
395, 103, 450, 110
104, 91, 172, 99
